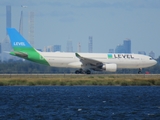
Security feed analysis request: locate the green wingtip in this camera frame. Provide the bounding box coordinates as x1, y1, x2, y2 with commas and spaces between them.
10, 51, 16, 56
75, 53, 80, 58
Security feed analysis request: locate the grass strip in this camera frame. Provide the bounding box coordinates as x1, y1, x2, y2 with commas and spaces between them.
0, 74, 159, 86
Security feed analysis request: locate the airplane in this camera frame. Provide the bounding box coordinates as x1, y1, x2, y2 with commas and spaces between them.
7, 28, 157, 74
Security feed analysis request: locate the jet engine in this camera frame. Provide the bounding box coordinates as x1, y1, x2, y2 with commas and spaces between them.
102, 63, 117, 72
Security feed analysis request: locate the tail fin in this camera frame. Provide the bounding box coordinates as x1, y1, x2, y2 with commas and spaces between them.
7, 28, 49, 65
7, 28, 32, 50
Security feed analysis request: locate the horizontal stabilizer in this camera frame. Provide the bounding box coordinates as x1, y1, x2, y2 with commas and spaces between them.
10, 51, 28, 58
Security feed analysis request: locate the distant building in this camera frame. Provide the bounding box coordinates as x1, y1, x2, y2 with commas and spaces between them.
0, 43, 1, 54
6, 5, 11, 34
49, 46, 54, 52
108, 49, 114, 53
29, 12, 34, 47
19, 11, 23, 35
43, 45, 61, 52
53, 45, 61, 52
77, 42, 81, 52
0, 6, 12, 61
48, 46, 54, 52
149, 51, 155, 58
43, 46, 47, 52
123, 39, 131, 53
115, 39, 131, 53
88, 36, 93, 53
1, 36, 12, 61
115, 44, 125, 53
43, 46, 54, 52
67, 40, 73, 52
138, 51, 146, 55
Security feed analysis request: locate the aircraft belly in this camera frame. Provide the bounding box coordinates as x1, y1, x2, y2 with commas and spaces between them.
49, 62, 69, 67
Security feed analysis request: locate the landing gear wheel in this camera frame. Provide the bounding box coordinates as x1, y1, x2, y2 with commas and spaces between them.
75, 69, 84, 74
75, 70, 80, 74
85, 70, 91, 74
75, 69, 91, 74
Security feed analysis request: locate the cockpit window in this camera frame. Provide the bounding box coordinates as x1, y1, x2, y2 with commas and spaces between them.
149, 57, 153, 60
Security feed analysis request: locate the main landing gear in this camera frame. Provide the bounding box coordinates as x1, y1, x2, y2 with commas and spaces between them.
75, 69, 91, 74
138, 68, 142, 74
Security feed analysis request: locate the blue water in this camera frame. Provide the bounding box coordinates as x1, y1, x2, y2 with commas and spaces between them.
0, 86, 159, 120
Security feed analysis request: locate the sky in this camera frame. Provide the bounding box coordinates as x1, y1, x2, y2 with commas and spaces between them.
0, 0, 160, 57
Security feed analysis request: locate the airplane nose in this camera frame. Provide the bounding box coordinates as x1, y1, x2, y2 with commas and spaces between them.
153, 60, 157, 65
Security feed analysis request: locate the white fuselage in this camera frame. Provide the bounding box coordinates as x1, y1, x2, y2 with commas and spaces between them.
7, 28, 157, 73
39, 52, 157, 69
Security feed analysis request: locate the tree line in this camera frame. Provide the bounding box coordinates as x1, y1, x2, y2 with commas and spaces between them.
0, 56, 160, 74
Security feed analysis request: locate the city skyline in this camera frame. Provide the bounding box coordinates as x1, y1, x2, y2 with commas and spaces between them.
0, 0, 160, 58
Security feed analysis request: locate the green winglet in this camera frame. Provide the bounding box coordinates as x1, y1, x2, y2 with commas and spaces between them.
75, 53, 81, 58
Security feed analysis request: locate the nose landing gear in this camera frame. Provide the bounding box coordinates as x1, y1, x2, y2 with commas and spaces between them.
138, 68, 142, 74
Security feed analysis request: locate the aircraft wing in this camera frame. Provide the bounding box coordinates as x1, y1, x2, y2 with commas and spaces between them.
75, 53, 103, 69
